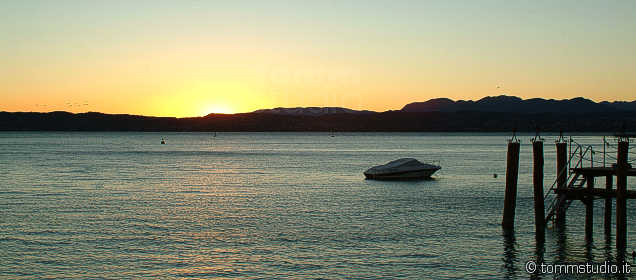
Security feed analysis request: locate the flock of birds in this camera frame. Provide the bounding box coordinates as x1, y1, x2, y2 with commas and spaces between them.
32, 101, 90, 110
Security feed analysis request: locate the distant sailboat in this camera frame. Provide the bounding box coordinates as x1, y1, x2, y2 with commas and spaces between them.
213, 132, 217, 137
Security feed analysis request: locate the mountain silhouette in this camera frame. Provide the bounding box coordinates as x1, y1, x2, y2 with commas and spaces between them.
2, 95, 636, 131
402, 95, 635, 113
252, 107, 375, 116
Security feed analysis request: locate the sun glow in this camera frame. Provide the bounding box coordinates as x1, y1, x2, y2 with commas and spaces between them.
2, 2, 635, 117
203, 105, 233, 115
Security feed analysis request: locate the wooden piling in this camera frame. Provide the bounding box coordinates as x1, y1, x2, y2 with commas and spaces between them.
555, 142, 568, 224
616, 141, 629, 256
502, 141, 520, 230
532, 140, 545, 239
605, 175, 613, 235
585, 176, 594, 241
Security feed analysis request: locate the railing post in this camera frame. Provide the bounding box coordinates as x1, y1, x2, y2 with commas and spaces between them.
605, 175, 613, 235
568, 137, 572, 170
533, 140, 545, 240
616, 140, 629, 260
556, 141, 568, 225
585, 176, 594, 242
603, 136, 606, 168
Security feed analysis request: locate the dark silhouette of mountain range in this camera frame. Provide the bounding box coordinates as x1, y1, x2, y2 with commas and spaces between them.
252, 107, 375, 115
402, 95, 636, 113
1, 95, 635, 132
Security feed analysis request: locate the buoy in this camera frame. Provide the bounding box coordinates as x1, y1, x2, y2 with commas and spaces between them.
161, 138, 166, 144
493, 173, 498, 178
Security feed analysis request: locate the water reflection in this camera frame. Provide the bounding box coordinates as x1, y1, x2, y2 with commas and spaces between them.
584, 228, 594, 264
604, 232, 614, 262
4, 132, 635, 279
530, 236, 545, 280
553, 223, 568, 264
502, 229, 518, 279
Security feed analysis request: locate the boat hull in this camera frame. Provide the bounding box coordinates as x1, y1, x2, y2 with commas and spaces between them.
364, 168, 439, 180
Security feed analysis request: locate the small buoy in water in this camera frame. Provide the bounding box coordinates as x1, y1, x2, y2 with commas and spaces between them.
161, 138, 166, 144
632, 250, 635, 259
493, 173, 498, 178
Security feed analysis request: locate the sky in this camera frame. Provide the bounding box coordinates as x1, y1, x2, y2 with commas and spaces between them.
1, 0, 635, 117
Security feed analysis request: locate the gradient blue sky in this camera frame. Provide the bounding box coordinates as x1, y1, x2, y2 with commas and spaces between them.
1, 0, 635, 116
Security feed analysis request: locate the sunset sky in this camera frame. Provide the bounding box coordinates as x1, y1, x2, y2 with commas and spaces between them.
1, 0, 635, 117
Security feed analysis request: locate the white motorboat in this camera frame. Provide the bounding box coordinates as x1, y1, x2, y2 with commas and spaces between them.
364, 158, 440, 180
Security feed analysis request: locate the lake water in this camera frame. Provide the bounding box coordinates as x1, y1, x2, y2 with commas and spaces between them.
1, 132, 634, 279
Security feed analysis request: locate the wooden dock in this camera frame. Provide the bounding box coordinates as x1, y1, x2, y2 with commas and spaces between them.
552, 185, 636, 199
502, 134, 633, 261
571, 167, 636, 177
555, 167, 636, 199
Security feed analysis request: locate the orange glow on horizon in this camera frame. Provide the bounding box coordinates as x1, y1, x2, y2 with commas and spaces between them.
1, 1, 635, 117
202, 105, 234, 115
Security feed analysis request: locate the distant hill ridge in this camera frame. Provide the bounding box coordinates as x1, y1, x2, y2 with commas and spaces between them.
252, 96, 636, 115
252, 107, 375, 116
4, 104, 636, 132
3, 95, 636, 132
401, 95, 636, 113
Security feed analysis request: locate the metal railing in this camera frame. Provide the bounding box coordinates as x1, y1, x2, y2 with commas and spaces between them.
544, 139, 594, 224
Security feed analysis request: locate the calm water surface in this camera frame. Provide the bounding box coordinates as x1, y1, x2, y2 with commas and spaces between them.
1, 132, 635, 279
